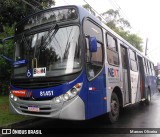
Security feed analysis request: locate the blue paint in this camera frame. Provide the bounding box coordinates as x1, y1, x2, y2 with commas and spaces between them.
10, 72, 84, 99
89, 37, 97, 52
86, 68, 107, 119
13, 60, 28, 66
1, 55, 28, 67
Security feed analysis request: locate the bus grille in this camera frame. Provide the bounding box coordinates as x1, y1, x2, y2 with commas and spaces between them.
19, 97, 54, 101
11, 81, 64, 89
21, 110, 51, 115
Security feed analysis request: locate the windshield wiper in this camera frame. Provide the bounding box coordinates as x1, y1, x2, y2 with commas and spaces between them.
22, 33, 30, 50
39, 24, 59, 50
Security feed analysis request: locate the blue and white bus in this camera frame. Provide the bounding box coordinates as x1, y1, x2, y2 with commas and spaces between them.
7, 5, 157, 123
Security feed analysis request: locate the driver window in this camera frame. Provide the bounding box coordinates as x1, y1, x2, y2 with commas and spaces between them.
83, 19, 103, 80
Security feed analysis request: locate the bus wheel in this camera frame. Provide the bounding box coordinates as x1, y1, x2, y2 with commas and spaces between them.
145, 88, 151, 105
108, 92, 119, 123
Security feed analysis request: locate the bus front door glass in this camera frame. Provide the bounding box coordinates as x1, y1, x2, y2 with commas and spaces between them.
120, 45, 131, 104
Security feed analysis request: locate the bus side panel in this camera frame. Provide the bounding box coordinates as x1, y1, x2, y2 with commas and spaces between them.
85, 68, 107, 119
130, 70, 139, 104
148, 75, 157, 95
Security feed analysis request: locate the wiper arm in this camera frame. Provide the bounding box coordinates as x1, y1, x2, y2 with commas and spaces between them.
22, 33, 30, 50
40, 24, 59, 50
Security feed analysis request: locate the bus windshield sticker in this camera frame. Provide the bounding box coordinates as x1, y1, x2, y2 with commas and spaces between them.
33, 67, 46, 77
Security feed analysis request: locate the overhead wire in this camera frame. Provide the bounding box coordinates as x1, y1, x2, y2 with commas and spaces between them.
83, 0, 109, 23
21, 0, 40, 11
109, 0, 137, 32
63, 0, 69, 5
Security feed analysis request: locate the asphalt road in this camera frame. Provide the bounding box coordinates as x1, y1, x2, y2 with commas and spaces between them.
3, 92, 160, 137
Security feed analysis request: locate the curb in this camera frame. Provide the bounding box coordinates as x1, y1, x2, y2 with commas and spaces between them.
0, 117, 40, 129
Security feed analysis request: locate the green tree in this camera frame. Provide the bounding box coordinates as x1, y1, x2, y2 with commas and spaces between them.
0, 0, 55, 95
83, 4, 96, 16
0, 0, 55, 31
0, 24, 15, 95
102, 9, 143, 52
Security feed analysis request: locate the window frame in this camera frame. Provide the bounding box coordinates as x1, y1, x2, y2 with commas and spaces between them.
129, 49, 138, 72
83, 18, 104, 81
106, 33, 119, 66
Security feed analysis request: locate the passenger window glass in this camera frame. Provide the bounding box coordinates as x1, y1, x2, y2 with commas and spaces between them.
129, 49, 137, 72
107, 34, 117, 51
106, 34, 119, 66
84, 19, 103, 80
84, 20, 102, 42
120, 46, 127, 69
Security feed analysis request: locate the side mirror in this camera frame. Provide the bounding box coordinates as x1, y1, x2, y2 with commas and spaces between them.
89, 37, 97, 52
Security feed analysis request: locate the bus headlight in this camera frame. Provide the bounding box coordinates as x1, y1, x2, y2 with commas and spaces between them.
14, 96, 18, 101
53, 82, 83, 103
70, 88, 78, 96
63, 93, 70, 101
11, 93, 14, 99
55, 97, 61, 103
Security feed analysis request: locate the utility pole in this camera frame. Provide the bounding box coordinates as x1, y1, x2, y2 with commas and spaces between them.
145, 38, 148, 56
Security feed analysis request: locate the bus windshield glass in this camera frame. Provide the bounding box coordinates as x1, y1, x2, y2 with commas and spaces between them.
16, 7, 77, 34
14, 25, 81, 78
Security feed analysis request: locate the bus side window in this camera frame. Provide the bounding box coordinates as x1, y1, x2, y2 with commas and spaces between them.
149, 62, 153, 75
151, 63, 155, 76
144, 59, 148, 75
83, 19, 103, 80
129, 49, 138, 72
106, 34, 119, 66
147, 61, 151, 75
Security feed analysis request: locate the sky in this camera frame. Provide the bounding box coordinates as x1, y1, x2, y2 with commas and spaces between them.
55, 0, 160, 65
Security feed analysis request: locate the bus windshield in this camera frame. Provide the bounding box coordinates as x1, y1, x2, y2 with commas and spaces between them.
14, 25, 81, 78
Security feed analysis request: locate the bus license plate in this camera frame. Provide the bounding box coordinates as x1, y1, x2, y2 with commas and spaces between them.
28, 106, 39, 112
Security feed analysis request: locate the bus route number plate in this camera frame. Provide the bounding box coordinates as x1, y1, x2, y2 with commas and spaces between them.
28, 106, 39, 112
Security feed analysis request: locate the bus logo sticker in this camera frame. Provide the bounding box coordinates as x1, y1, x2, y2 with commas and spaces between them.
33, 67, 46, 77
108, 68, 119, 77
108, 67, 120, 83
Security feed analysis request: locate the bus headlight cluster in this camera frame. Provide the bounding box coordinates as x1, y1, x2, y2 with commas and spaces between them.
10, 92, 18, 102
54, 83, 82, 104
11, 93, 14, 99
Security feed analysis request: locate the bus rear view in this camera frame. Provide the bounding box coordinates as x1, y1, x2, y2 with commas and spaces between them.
9, 6, 85, 120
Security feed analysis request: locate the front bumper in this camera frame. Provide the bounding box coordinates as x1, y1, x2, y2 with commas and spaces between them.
9, 95, 85, 120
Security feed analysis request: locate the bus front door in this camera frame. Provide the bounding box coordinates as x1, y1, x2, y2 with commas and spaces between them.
120, 44, 131, 104
138, 56, 145, 99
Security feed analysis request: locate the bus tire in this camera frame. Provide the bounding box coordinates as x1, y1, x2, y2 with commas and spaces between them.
145, 88, 151, 105
108, 92, 120, 123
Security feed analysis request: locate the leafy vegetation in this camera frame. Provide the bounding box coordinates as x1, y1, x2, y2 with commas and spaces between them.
0, 96, 28, 126
102, 9, 143, 52
0, 0, 55, 95
83, 4, 143, 52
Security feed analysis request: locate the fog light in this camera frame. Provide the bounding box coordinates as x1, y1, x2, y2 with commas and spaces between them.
11, 94, 14, 99
55, 97, 61, 103
14, 96, 18, 101
63, 93, 70, 101
71, 88, 78, 96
